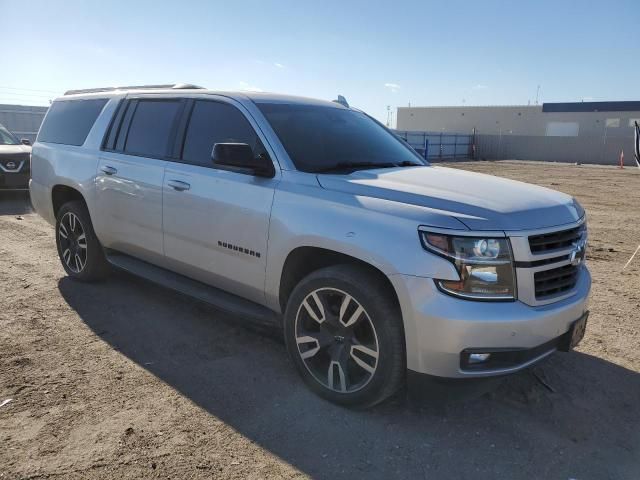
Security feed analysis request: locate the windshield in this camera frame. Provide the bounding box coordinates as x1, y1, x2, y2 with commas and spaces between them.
0, 125, 20, 145
257, 103, 426, 173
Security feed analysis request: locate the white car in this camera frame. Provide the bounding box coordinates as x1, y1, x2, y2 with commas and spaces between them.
0, 123, 31, 191
29, 84, 590, 407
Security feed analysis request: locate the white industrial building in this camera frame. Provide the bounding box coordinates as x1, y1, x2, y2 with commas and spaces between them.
396, 101, 640, 165
0, 104, 49, 143
398, 101, 640, 138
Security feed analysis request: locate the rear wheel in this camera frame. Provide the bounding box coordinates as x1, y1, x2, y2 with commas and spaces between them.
284, 265, 405, 408
55, 201, 109, 281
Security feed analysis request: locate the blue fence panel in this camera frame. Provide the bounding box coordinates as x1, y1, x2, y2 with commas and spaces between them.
394, 130, 472, 160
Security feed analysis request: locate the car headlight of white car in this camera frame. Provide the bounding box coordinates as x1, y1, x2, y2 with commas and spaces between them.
420, 232, 516, 301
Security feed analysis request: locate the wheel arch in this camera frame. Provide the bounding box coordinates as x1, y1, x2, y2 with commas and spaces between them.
278, 246, 401, 315
51, 184, 86, 218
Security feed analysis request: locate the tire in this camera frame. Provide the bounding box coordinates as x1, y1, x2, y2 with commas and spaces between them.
284, 264, 405, 408
55, 200, 110, 281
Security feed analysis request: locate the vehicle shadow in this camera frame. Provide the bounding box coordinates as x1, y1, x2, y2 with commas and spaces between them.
58, 273, 640, 479
0, 191, 32, 215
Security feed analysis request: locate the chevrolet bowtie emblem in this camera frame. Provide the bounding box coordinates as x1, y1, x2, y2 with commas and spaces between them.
570, 240, 586, 266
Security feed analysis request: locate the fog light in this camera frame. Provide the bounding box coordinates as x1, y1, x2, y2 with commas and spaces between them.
468, 353, 491, 364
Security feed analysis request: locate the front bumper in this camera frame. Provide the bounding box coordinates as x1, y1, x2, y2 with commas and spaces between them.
0, 172, 30, 190
404, 319, 586, 404
390, 265, 591, 378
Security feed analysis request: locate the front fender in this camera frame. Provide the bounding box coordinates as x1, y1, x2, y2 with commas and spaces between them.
264, 177, 461, 311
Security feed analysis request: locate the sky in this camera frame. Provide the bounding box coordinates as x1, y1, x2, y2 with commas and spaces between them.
1, 0, 639, 125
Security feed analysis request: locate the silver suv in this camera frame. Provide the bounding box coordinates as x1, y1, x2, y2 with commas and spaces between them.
30, 85, 590, 407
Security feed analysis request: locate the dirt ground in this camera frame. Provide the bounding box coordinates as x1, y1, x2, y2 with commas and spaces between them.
1, 160, 639, 480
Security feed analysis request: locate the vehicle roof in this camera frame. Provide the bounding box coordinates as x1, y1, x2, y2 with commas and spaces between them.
58, 88, 346, 109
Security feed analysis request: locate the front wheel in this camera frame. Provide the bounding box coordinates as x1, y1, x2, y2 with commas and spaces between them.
284, 265, 406, 408
55, 201, 110, 281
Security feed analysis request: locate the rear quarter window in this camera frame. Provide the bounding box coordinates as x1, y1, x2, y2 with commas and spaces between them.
37, 98, 108, 146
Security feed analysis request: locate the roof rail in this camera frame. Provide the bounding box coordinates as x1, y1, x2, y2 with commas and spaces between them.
63, 83, 205, 96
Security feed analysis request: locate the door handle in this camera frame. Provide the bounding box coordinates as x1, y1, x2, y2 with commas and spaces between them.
167, 179, 191, 191
100, 165, 117, 175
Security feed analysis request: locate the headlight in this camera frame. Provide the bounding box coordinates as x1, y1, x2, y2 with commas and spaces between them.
420, 231, 516, 301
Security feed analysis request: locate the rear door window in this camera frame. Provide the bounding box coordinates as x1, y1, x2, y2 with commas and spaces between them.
123, 100, 183, 158
37, 99, 108, 146
181, 100, 261, 167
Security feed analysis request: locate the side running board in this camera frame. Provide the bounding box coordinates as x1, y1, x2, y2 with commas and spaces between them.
106, 252, 280, 330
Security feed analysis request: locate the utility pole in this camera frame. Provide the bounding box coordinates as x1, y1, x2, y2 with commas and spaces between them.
386, 105, 391, 127
535, 85, 541, 105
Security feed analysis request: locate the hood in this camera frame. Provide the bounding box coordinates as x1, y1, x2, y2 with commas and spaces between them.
316, 165, 583, 231
0, 144, 31, 155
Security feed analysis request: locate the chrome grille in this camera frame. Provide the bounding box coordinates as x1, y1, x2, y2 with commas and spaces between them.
528, 224, 585, 254
534, 264, 580, 299
0, 153, 29, 173
509, 219, 587, 306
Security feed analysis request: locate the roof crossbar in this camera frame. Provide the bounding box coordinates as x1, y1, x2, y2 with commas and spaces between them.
64, 83, 205, 96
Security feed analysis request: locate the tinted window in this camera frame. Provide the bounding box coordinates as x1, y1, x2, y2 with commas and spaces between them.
257, 103, 424, 172
182, 101, 261, 167
124, 100, 182, 158
38, 99, 108, 146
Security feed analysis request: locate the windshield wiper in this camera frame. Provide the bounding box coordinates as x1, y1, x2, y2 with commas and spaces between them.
313, 161, 423, 173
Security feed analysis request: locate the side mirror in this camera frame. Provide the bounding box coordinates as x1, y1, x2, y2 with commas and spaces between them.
20, 138, 31, 146
211, 143, 274, 177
